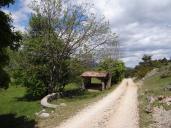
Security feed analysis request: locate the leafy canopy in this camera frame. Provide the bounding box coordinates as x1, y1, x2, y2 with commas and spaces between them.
98, 58, 126, 84
0, 0, 21, 89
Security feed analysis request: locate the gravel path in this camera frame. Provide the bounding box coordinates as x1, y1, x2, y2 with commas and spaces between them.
55, 79, 139, 128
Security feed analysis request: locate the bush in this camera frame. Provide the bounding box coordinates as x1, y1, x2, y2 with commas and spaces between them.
134, 66, 153, 79
160, 73, 170, 79
25, 75, 47, 99
132, 55, 171, 79
12, 68, 48, 99
125, 67, 134, 78
68, 59, 87, 84
98, 58, 126, 84
160, 70, 171, 79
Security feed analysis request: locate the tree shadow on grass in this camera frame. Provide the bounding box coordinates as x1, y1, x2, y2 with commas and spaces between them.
15, 91, 45, 101
15, 94, 40, 101
16, 87, 98, 101
61, 88, 100, 100
62, 88, 86, 98
0, 114, 37, 128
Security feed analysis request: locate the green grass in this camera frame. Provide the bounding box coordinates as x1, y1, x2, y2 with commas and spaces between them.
64, 83, 80, 90
0, 85, 41, 128
143, 76, 171, 95
139, 73, 171, 128
91, 78, 101, 84
38, 83, 117, 128
0, 82, 117, 128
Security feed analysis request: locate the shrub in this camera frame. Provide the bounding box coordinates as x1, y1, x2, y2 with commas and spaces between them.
98, 58, 126, 84
25, 75, 47, 99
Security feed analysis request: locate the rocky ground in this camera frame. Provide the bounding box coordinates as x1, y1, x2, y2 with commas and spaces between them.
145, 93, 171, 128
150, 106, 171, 128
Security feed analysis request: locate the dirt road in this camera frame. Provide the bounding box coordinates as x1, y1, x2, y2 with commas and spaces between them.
55, 79, 139, 128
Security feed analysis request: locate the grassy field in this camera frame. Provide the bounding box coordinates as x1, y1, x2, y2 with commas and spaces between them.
0, 85, 41, 128
91, 78, 102, 84
0, 82, 117, 128
139, 71, 171, 128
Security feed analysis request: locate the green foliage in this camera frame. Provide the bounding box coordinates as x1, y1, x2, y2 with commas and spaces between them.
0, 0, 22, 89
28, 13, 52, 37
0, 85, 40, 128
19, 37, 70, 97
98, 58, 126, 83
68, 57, 95, 84
160, 73, 170, 79
133, 55, 171, 79
11, 64, 48, 99
91, 78, 101, 84
139, 66, 171, 128
134, 65, 153, 79
0, 0, 14, 7
159, 64, 171, 79
125, 67, 134, 78
25, 75, 47, 99
141, 55, 152, 64
8, 0, 117, 98
13, 13, 79, 98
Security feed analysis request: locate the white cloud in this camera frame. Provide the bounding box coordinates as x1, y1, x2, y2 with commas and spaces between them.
4, 0, 171, 67
75, 0, 171, 67
3, 0, 33, 32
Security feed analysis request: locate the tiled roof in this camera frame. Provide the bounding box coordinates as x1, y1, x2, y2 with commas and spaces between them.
81, 71, 108, 78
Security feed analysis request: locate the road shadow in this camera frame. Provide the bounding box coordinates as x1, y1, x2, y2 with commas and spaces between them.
0, 113, 37, 128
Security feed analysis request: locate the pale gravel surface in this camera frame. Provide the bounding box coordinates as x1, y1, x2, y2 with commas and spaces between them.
150, 107, 171, 128
55, 79, 139, 128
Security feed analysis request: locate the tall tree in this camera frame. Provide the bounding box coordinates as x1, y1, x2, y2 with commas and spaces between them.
18, 0, 117, 98
0, 0, 21, 89
29, 0, 118, 55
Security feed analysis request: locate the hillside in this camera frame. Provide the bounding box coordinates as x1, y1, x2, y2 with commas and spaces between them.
139, 64, 171, 128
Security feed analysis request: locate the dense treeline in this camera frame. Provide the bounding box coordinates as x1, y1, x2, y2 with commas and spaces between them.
98, 58, 125, 84
126, 55, 171, 79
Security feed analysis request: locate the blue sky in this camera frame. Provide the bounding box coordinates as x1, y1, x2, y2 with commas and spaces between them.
3, 0, 31, 31
3, 0, 171, 67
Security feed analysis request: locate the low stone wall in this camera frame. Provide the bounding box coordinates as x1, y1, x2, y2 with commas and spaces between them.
40, 93, 60, 108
